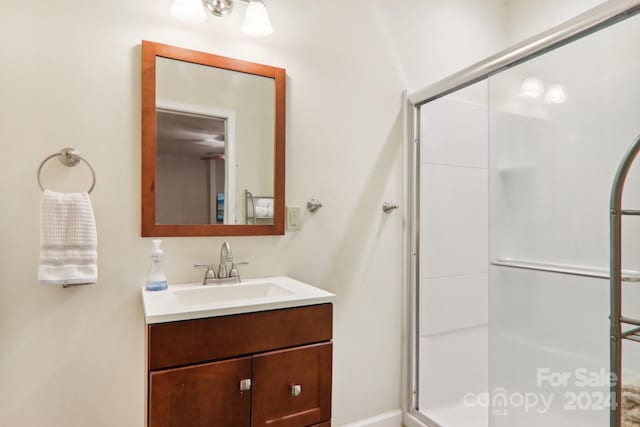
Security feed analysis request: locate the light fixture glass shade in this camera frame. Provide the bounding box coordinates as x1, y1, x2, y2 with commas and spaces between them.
544, 84, 567, 104
170, 0, 206, 22
242, 0, 274, 37
519, 77, 544, 99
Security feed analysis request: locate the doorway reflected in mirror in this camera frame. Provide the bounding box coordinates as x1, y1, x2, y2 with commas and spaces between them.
156, 107, 232, 225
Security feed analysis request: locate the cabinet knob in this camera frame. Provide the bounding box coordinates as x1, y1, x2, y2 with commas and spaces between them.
291, 384, 302, 397
240, 379, 252, 392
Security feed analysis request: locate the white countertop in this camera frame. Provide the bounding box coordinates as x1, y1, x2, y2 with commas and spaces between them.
141, 276, 335, 324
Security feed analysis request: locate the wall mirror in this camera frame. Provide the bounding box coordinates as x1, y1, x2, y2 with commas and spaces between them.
141, 40, 285, 236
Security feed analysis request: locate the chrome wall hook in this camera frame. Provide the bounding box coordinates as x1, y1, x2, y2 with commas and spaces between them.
382, 201, 398, 214
307, 198, 323, 213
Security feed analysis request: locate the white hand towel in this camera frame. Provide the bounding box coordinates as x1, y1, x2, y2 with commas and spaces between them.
38, 190, 98, 286
254, 206, 273, 218
256, 197, 273, 208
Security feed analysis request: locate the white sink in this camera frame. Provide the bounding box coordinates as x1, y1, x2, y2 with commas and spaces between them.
174, 281, 292, 305
141, 276, 335, 324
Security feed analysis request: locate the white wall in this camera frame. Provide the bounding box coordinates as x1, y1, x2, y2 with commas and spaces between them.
505, 0, 608, 45
376, 0, 610, 94
375, 0, 508, 91
0, 1, 404, 425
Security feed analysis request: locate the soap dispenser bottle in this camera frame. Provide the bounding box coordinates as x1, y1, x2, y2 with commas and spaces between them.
145, 240, 168, 291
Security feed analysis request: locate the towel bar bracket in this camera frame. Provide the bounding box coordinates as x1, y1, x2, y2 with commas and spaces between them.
58, 148, 82, 167
37, 147, 96, 193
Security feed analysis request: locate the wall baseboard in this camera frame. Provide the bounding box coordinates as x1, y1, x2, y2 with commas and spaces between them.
341, 410, 403, 427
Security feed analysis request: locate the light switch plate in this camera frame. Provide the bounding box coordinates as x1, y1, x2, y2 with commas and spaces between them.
286, 206, 301, 231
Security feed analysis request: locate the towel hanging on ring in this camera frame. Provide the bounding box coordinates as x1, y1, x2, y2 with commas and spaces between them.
38, 190, 98, 286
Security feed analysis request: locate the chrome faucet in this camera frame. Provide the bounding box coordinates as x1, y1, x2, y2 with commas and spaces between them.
218, 241, 233, 278
194, 242, 248, 285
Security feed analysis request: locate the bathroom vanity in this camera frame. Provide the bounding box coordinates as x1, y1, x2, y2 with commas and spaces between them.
142, 277, 335, 427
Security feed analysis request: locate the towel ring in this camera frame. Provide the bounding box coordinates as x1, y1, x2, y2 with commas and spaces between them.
37, 147, 96, 193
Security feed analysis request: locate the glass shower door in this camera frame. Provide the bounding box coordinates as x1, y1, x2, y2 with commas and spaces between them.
487, 11, 640, 427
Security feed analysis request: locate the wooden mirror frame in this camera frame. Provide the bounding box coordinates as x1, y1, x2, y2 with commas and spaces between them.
141, 40, 286, 236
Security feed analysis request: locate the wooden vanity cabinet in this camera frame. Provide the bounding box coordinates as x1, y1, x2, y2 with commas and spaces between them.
150, 357, 252, 427
252, 343, 332, 426
147, 304, 333, 427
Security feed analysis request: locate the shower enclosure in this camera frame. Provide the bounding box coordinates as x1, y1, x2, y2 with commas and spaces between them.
407, 2, 640, 426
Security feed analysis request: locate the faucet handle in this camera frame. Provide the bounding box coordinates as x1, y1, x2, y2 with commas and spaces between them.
229, 261, 249, 280
194, 263, 216, 284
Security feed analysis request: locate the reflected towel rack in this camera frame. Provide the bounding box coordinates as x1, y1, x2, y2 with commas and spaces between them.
244, 190, 273, 224
37, 147, 96, 193
491, 258, 640, 282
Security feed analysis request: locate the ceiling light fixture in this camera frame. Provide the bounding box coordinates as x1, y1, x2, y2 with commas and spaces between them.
171, 0, 274, 37
202, 0, 234, 17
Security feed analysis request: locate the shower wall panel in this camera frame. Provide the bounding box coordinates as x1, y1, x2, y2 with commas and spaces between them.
418, 82, 489, 426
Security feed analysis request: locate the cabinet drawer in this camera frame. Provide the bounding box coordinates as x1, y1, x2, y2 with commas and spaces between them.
149, 357, 251, 427
149, 304, 333, 370
252, 342, 332, 427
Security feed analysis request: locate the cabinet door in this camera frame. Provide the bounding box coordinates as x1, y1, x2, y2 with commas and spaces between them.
252, 342, 332, 427
149, 357, 251, 427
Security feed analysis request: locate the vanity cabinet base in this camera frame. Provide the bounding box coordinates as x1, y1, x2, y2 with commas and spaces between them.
147, 304, 333, 427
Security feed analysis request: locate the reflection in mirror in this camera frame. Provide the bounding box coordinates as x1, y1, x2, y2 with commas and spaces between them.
156, 109, 229, 224
141, 41, 285, 236
155, 57, 274, 226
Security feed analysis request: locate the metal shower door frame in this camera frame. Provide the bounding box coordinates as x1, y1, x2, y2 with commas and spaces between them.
405, 1, 640, 426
